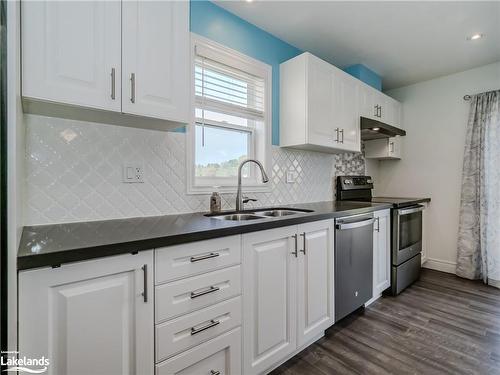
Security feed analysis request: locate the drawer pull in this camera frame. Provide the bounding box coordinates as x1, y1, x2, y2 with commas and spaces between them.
190, 319, 220, 335
210, 371, 221, 375
190, 252, 220, 263
190, 286, 220, 299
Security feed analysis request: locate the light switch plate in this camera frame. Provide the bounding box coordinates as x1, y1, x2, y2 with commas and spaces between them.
122, 164, 144, 183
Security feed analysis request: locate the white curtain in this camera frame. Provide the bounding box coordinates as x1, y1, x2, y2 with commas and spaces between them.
456, 90, 500, 287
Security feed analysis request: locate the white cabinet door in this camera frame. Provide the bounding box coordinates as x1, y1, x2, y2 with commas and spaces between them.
307, 55, 335, 148
388, 136, 402, 159
19, 252, 154, 375
296, 220, 334, 347
332, 71, 360, 152
373, 209, 391, 296
379, 96, 396, 126
359, 84, 379, 120
22, 1, 121, 111
122, 0, 189, 123
242, 226, 298, 375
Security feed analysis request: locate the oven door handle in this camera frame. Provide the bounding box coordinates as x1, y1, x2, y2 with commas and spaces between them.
336, 218, 375, 230
398, 205, 424, 216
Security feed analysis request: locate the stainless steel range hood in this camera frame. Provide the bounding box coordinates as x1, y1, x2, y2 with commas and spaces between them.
361, 117, 406, 140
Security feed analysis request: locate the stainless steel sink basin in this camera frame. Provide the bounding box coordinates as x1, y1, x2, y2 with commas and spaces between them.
256, 210, 300, 217
212, 213, 265, 221
208, 208, 313, 221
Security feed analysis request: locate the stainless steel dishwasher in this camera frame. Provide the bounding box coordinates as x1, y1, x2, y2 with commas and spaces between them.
335, 213, 374, 322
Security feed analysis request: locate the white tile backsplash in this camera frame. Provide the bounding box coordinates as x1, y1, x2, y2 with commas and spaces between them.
25, 114, 365, 225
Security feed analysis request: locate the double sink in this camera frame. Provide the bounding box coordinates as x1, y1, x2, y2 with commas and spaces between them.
206, 208, 313, 221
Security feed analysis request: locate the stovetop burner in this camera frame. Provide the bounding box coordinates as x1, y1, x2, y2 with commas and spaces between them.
336, 176, 430, 208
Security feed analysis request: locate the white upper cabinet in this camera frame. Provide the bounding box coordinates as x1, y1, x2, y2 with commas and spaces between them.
364, 136, 402, 160
22, 1, 122, 112
21, 0, 190, 127
122, 1, 189, 122
359, 83, 402, 127
280, 53, 361, 153
332, 69, 361, 151
307, 55, 336, 148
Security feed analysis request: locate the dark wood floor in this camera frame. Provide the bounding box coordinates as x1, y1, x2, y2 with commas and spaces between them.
271, 269, 500, 375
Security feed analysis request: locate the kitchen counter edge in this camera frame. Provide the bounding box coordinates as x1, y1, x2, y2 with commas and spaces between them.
18, 202, 393, 271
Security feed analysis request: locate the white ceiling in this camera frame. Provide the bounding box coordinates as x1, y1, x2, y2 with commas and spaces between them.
215, 1, 500, 90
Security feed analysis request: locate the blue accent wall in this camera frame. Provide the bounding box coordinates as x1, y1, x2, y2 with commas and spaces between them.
344, 64, 382, 91
190, 0, 302, 145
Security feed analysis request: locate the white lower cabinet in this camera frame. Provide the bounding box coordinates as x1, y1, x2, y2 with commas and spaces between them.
242, 220, 335, 374
18, 251, 154, 375
373, 209, 391, 298
18, 219, 338, 375
154, 236, 243, 374
296, 221, 335, 347
155, 297, 242, 362
156, 328, 241, 375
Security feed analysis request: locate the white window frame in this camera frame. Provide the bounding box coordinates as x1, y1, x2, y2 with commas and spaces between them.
187, 34, 272, 194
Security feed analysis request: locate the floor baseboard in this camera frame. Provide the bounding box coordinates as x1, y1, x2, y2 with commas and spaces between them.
423, 258, 456, 274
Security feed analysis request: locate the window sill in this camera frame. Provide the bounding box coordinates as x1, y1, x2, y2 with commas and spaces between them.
187, 183, 272, 195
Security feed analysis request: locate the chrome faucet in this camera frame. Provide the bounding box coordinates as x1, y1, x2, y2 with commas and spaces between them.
236, 159, 269, 211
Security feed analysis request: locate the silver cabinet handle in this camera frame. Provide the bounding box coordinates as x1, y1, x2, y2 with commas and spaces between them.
336, 218, 375, 230
210, 371, 220, 375
291, 234, 298, 257
374, 217, 380, 232
335, 128, 339, 142
340, 128, 344, 143
141, 264, 148, 303
300, 232, 306, 254
379, 105, 382, 118
389, 141, 395, 153
374, 105, 378, 117
110, 68, 116, 100
190, 252, 220, 263
190, 286, 220, 299
130, 73, 136, 103
190, 319, 220, 335
398, 205, 424, 216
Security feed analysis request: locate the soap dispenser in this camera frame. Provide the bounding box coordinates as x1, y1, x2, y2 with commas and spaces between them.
210, 187, 222, 213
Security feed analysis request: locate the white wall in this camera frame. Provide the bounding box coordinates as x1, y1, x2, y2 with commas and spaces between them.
379, 62, 500, 273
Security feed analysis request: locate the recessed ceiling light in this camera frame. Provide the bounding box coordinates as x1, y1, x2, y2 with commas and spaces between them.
246, 0, 253, 2
372, 127, 380, 131
467, 33, 484, 41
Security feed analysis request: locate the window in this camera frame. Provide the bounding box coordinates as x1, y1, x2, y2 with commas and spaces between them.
188, 36, 272, 194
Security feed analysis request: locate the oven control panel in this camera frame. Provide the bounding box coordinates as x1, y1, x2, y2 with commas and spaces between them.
337, 176, 374, 191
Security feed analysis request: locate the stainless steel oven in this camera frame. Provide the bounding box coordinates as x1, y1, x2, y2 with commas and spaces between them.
336, 175, 429, 295
391, 204, 424, 294
392, 205, 424, 265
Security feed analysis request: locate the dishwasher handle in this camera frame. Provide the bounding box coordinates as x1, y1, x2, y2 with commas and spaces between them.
336, 218, 375, 230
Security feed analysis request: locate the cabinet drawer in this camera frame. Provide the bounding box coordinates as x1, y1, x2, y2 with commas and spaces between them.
155, 236, 241, 284
156, 328, 241, 375
156, 297, 241, 362
156, 265, 241, 323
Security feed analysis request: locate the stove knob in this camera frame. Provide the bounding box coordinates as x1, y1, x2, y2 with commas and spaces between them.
344, 179, 352, 184
367, 179, 373, 183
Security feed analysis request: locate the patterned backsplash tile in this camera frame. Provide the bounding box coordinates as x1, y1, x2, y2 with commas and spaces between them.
25, 115, 366, 225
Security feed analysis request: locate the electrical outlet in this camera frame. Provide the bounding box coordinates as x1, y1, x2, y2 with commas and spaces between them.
286, 170, 297, 184
122, 164, 144, 183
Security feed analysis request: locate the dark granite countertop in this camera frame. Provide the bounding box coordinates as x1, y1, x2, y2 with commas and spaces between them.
18, 201, 392, 270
